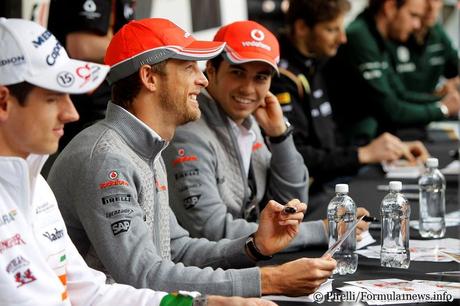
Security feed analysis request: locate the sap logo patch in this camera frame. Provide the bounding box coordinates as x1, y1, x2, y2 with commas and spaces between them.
101, 194, 132, 205
183, 195, 201, 209
175, 169, 200, 180
42, 228, 64, 242
111, 219, 131, 236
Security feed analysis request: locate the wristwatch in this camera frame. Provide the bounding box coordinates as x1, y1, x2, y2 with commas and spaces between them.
437, 102, 449, 118
192, 294, 208, 306
268, 120, 294, 144
245, 233, 273, 261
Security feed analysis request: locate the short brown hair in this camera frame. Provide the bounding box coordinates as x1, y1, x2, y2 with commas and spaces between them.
6, 82, 35, 106
368, 0, 406, 16
286, 0, 351, 28
111, 61, 168, 110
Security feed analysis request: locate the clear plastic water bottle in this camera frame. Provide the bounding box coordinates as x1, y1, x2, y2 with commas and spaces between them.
418, 158, 446, 238
380, 181, 410, 269
327, 184, 358, 275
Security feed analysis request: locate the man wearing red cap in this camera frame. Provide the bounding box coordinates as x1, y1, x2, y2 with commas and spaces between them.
0, 17, 276, 306
163, 18, 337, 291
164, 20, 326, 246
48, 18, 328, 298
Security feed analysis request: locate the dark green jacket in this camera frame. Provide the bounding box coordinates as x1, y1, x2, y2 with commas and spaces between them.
386, 23, 459, 93
326, 10, 444, 144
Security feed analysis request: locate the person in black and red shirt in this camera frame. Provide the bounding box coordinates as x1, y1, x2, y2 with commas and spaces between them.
270, 0, 429, 218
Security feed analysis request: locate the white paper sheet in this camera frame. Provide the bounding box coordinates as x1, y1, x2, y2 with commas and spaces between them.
262, 279, 332, 302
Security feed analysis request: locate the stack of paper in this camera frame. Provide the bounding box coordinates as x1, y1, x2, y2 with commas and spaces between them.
338, 278, 459, 305
381, 160, 424, 179
262, 278, 333, 303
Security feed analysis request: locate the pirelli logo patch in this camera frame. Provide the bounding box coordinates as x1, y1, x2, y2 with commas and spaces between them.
276, 92, 291, 105
101, 194, 132, 205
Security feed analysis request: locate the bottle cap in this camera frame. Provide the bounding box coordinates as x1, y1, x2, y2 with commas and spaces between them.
335, 184, 349, 193
389, 181, 402, 191
426, 158, 438, 168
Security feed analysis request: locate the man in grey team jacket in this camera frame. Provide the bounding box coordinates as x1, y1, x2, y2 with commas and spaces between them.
164, 21, 369, 249
48, 18, 336, 298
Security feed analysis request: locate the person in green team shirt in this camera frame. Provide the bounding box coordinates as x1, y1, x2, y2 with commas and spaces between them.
325, 0, 460, 144
387, 0, 459, 95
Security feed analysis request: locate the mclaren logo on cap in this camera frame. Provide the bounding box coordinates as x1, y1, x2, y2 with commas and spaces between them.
250, 29, 265, 42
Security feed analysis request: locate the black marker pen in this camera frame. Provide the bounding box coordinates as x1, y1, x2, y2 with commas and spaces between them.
362, 215, 379, 222
283, 206, 297, 214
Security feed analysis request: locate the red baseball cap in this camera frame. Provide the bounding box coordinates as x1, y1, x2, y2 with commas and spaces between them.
213, 20, 279, 72
105, 18, 225, 84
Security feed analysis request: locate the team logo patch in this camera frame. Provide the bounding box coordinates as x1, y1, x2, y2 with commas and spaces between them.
175, 169, 200, 180
57, 71, 74, 88
14, 268, 36, 287
172, 149, 198, 166
183, 195, 201, 209
106, 208, 134, 219
252, 142, 263, 152
0, 234, 25, 254
155, 179, 167, 192
76, 63, 102, 88
99, 171, 129, 189
108, 170, 119, 180
0, 56, 25, 67
42, 228, 65, 242
397, 46, 410, 63
276, 92, 291, 105
101, 193, 132, 205
0, 209, 17, 227
6, 256, 30, 274
251, 29, 265, 41
111, 219, 131, 235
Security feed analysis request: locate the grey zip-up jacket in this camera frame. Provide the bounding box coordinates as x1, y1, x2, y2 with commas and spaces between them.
47, 102, 261, 297
163, 91, 328, 248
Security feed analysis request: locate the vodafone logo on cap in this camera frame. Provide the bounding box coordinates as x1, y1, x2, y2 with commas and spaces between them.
250, 29, 265, 42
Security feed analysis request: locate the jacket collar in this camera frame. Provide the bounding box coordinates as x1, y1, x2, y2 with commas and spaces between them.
104, 102, 168, 161
0, 154, 48, 218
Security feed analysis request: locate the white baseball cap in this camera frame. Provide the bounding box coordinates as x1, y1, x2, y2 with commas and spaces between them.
0, 18, 109, 94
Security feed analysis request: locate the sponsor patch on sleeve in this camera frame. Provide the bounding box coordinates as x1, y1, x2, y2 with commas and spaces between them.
183, 194, 201, 209
111, 219, 131, 236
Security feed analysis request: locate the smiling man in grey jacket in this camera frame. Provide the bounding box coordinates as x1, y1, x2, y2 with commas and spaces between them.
163, 21, 330, 250
48, 18, 336, 298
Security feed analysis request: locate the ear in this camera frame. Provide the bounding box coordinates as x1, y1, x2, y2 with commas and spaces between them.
382, 0, 398, 19
0, 86, 10, 122
293, 19, 310, 38
138, 65, 157, 92
205, 61, 216, 82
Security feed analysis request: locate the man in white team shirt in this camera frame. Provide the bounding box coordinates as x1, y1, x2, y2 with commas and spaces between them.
0, 17, 273, 306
